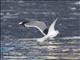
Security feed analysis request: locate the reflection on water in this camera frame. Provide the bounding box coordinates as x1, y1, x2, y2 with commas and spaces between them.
1, 38, 80, 60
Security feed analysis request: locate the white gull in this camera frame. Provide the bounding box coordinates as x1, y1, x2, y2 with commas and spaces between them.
19, 18, 59, 42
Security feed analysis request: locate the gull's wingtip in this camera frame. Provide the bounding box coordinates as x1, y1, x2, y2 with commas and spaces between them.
19, 22, 23, 25
18, 21, 30, 26
55, 18, 58, 21
52, 18, 58, 26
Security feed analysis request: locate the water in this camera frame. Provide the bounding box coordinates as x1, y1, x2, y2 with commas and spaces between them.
1, 0, 80, 60
1, 38, 80, 60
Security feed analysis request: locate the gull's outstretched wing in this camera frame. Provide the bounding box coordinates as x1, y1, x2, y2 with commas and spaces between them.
19, 21, 48, 35
48, 18, 58, 32
47, 18, 59, 37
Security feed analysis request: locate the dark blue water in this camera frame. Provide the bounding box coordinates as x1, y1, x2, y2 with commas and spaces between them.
1, 0, 80, 60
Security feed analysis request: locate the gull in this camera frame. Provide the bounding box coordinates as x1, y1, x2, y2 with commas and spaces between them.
19, 18, 59, 42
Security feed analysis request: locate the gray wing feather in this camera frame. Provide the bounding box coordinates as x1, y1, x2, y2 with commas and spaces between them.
24, 21, 47, 35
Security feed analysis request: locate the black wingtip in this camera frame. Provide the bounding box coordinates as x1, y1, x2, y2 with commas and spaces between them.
43, 28, 48, 35
19, 21, 29, 26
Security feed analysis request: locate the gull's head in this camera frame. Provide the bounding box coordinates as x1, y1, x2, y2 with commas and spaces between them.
55, 30, 59, 35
